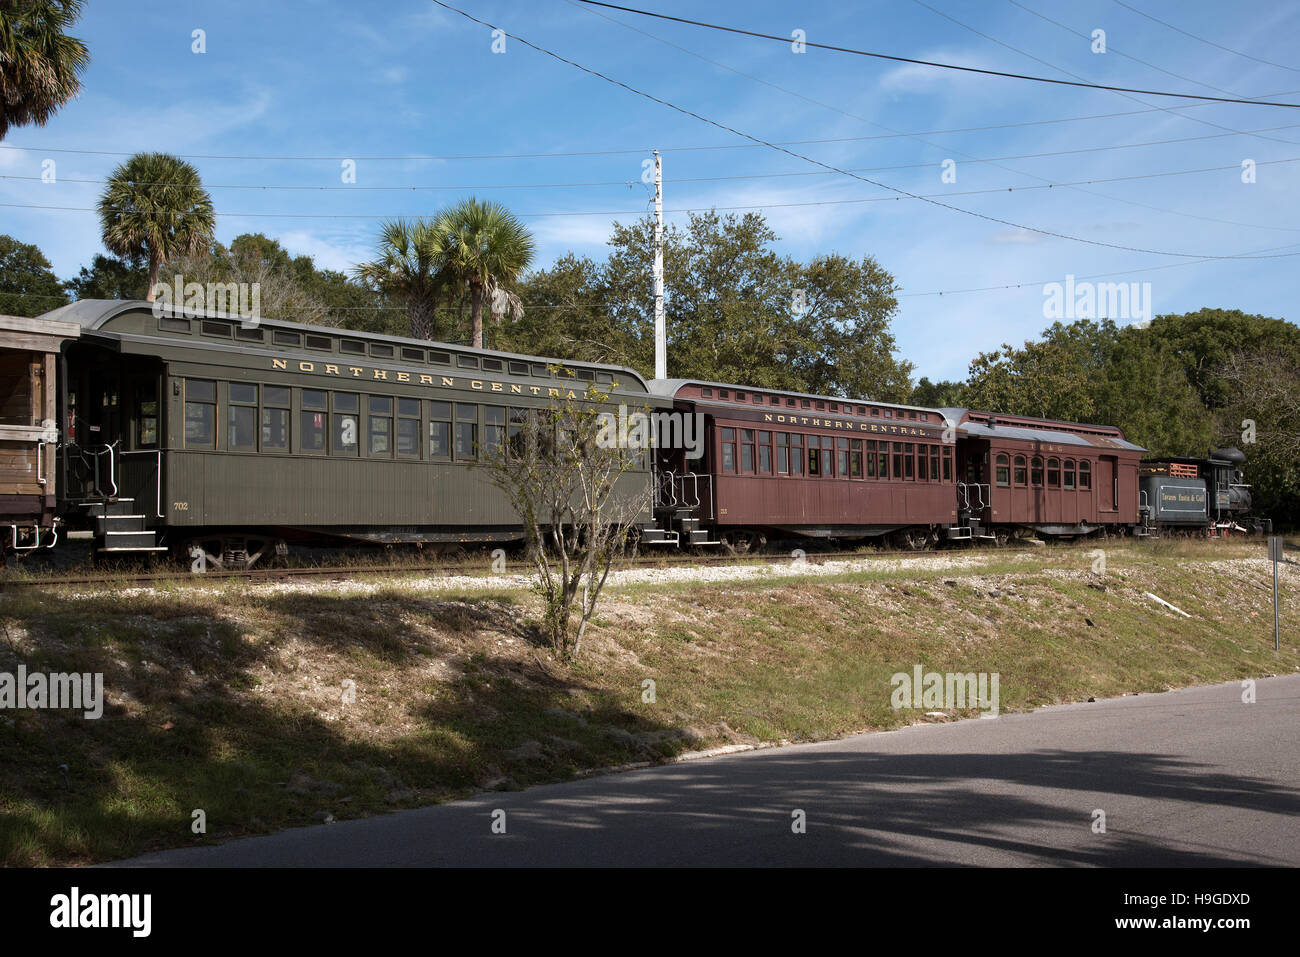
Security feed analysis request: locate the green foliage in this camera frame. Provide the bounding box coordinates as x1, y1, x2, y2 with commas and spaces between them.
909, 377, 967, 409
0, 0, 89, 139
353, 219, 454, 341
502, 210, 912, 399
63, 253, 148, 301
0, 234, 67, 315
438, 198, 536, 351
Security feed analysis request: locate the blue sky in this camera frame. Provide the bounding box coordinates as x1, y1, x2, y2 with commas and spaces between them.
3, 0, 1298, 381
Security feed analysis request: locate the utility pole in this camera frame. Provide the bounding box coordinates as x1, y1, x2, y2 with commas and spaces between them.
653, 149, 666, 381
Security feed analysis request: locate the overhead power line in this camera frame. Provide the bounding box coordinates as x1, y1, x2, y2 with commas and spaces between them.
570, 0, 1300, 107
428, 1, 1297, 260
1110, 0, 1300, 76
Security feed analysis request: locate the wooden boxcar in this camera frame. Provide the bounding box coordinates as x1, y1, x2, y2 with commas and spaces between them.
38, 299, 665, 568
943, 408, 1145, 542
0, 314, 80, 557
649, 379, 956, 549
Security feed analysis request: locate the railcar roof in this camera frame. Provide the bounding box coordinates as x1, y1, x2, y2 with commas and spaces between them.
954, 418, 1146, 452
650, 378, 940, 417
39, 299, 650, 390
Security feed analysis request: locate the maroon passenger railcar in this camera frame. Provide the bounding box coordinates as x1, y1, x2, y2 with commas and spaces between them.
649, 380, 957, 550
944, 409, 1145, 543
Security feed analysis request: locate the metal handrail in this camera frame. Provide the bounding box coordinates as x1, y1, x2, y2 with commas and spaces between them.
35, 440, 48, 486
84, 441, 120, 498
121, 448, 164, 518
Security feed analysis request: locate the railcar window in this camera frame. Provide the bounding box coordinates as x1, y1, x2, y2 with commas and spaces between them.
996, 453, 1010, 487
1079, 460, 1091, 489
758, 431, 771, 473
228, 383, 257, 451
1031, 456, 1044, 487
484, 406, 505, 455
918, 444, 929, 481
508, 407, 528, 457
942, 447, 953, 482
776, 432, 788, 473
184, 379, 216, 448
273, 331, 301, 346
333, 393, 359, 456
404, 348, 426, 363
1047, 457, 1061, 488
1013, 455, 1027, 485
235, 327, 263, 342
741, 429, 755, 472
340, 340, 365, 355
701, 388, 713, 397
721, 427, 736, 472
300, 389, 327, 454
930, 446, 940, 482
820, 437, 833, 476
1064, 459, 1076, 489
370, 344, 395, 359
429, 401, 451, 460
368, 395, 393, 456
458, 356, 480, 370
866, 440, 877, 478
509, 361, 529, 376
903, 442, 915, 480
837, 437, 849, 477
306, 335, 333, 351
455, 404, 478, 460
262, 387, 289, 451
430, 351, 451, 365
850, 439, 862, 477
789, 433, 803, 475
485, 359, 506, 374
786, 398, 795, 408
806, 437, 820, 476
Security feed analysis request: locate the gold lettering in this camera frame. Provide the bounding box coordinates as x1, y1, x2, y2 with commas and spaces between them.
272, 359, 287, 370
471, 380, 483, 390
548, 388, 560, 398
764, 414, 773, 422
373, 369, 388, 380
349, 367, 363, 377
419, 375, 434, 385
324, 364, 339, 376
298, 361, 314, 372
397, 372, 410, 382
510, 384, 522, 394
490, 382, 503, 392
441, 377, 455, 387
567, 390, 577, 399
530, 386, 541, 395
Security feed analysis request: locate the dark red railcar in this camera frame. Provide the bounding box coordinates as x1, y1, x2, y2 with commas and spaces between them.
649, 380, 956, 550
944, 408, 1145, 542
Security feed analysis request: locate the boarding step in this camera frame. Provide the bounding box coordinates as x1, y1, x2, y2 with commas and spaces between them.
688, 528, 720, 545
637, 526, 678, 545
98, 530, 160, 550
94, 514, 148, 534
79, 497, 137, 517
946, 526, 972, 540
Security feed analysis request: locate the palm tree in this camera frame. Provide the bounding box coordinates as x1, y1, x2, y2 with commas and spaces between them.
438, 198, 535, 350
353, 219, 448, 340
97, 153, 215, 301
0, 0, 90, 139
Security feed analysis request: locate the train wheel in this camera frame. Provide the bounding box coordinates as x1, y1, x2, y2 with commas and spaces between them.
993, 527, 1011, 547
892, 527, 930, 551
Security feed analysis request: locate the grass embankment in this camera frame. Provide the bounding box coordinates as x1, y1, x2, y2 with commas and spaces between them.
0, 539, 1294, 865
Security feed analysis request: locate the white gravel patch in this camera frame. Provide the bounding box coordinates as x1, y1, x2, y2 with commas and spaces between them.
46, 550, 1038, 602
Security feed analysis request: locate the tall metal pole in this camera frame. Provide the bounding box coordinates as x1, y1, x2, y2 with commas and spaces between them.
653, 150, 666, 381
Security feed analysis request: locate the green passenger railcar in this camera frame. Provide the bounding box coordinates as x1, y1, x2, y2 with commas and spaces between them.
41, 300, 664, 568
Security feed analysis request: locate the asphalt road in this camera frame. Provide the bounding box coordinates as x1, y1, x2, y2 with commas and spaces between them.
115, 675, 1300, 867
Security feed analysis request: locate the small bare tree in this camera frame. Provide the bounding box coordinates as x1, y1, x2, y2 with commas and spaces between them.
480, 374, 649, 660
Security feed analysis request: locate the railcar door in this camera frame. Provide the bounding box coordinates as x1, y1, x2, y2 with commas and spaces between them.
1099, 455, 1118, 513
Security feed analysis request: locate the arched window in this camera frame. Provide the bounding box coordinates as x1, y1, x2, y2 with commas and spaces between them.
1013, 455, 1027, 486
995, 453, 1010, 487
1064, 459, 1076, 489
1079, 460, 1091, 489
1047, 457, 1061, 487
1031, 456, 1044, 487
